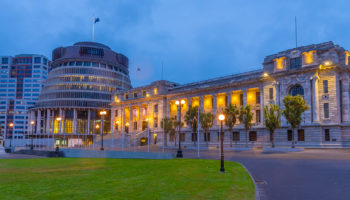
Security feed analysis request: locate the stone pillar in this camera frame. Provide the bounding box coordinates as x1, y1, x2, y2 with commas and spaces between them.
46, 109, 51, 134
138, 104, 142, 131
59, 108, 63, 134
227, 92, 231, 106
62, 109, 66, 134
166, 100, 170, 118
87, 109, 91, 134
243, 89, 247, 106
199, 96, 204, 112
260, 86, 264, 125
312, 76, 320, 122
111, 109, 115, 133
274, 82, 280, 106
51, 110, 55, 134
73, 109, 77, 134
129, 106, 133, 132
212, 94, 217, 127
36, 110, 41, 134
342, 80, 350, 122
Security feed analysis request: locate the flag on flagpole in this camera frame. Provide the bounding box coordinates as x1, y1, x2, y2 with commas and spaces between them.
94, 17, 100, 23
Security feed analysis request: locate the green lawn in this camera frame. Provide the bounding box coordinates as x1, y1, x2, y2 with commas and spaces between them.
0, 158, 255, 200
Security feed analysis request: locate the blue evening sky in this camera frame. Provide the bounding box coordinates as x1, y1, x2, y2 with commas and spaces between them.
0, 0, 349, 87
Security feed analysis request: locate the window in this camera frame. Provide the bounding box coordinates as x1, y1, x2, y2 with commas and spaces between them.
142, 90, 146, 97
289, 85, 304, 96
133, 92, 137, 98
324, 103, 329, 118
180, 133, 185, 142
154, 104, 158, 113
325, 129, 330, 141
256, 110, 260, 123
289, 57, 302, 69
269, 88, 273, 100
43, 58, 47, 65
204, 132, 210, 142
256, 92, 260, 104
170, 132, 175, 142
125, 93, 129, 100
287, 130, 292, 141
192, 132, 197, 142
298, 129, 305, 141
249, 131, 257, 141
115, 110, 118, 117
154, 116, 158, 128
240, 93, 243, 106
233, 132, 240, 141
323, 80, 328, 93
34, 57, 41, 64
1, 57, 8, 64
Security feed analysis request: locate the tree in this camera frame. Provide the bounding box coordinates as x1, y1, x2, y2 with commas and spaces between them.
282, 95, 309, 148
239, 105, 253, 147
263, 104, 281, 148
224, 103, 239, 147
199, 112, 214, 145
160, 117, 176, 147
184, 106, 199, 145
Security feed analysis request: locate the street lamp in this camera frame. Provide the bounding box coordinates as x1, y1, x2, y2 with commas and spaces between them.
175, 99, 185, 158
30, 121, 35, 150
9, 123, 14, 148
99, 110, 107, 151
218, 114, 225, 173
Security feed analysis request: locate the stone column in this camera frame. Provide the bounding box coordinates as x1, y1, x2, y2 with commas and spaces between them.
51, 110, 55, 134
243, 89, 247, 106
260, 86, 264, 125
129, 106, 133, 132
199, 96, 204, 112
46, 109, 51, 134
87, 109, 91, 134
212, 94, 217, 126
342, 80, 350, 122
59, 108, 63, 134
312, 76, 320, 122
36, 110, 41, 134
73, 109, 77, 134
166, 100, 170, 118
111, 109, 115, 133
274, 82, 280, 106
62, 109, 66, 134
138, 104, 142, 131
227, 92, 231, 106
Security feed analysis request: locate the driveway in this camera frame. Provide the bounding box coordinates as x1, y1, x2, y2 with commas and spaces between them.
181, 148, 350, 200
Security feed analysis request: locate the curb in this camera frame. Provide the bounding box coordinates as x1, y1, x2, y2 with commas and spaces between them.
237, 161, 261, 200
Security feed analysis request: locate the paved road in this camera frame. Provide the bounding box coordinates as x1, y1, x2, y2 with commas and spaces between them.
179, 149, 350, 200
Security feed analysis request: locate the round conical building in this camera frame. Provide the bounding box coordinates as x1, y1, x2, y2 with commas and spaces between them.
28, 42, 131, 147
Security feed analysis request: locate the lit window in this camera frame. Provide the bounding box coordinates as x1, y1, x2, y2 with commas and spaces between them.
274, 57, 286, 70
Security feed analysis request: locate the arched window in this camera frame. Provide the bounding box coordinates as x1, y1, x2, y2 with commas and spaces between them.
289, 85, 304, 96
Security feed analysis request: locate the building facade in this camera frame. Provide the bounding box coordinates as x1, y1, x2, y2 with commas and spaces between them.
28, 42, 131, 147
0, 54, 50, 142
111, 41, 350, 148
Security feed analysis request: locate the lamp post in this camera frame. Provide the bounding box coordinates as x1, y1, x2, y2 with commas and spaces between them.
218, 114, 225, 173
8, 123, 14, 148
99, 110, 107, 151
175, 99, 185, 158
30, 121, 35, 150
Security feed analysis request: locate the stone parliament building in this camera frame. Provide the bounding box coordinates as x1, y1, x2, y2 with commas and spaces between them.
111, 41, 350, 148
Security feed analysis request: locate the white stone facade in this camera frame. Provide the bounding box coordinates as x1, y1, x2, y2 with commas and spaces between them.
111, 41, 350, 148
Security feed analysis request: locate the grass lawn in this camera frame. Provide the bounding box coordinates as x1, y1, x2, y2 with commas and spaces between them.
0, 158, 255, 200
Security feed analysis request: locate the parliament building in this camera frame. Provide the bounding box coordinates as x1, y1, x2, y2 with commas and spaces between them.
111, 41, 350, 148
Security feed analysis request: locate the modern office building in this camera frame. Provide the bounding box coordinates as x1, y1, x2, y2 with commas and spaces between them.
0, 54, 50, 142
28, 42, 131, 147
111, 41, 350, 148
